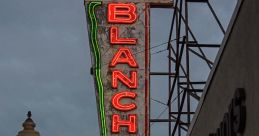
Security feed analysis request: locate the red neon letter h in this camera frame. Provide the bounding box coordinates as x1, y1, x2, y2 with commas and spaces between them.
112, 114, 137, 133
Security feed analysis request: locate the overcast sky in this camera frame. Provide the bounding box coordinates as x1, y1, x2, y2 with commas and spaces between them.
0, 0, 236, 136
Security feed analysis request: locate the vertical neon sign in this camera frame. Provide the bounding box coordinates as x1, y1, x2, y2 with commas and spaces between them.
85, 0, 172, 135
86, 1, 148, 135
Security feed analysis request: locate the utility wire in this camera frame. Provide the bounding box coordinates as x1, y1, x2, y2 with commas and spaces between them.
98, 36, 184, 68
150, 89, 184, 127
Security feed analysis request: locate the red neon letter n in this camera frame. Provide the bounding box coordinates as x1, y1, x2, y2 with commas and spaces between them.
112, 70, 138, 89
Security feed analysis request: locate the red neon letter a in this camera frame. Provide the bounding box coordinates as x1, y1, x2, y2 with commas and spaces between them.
112, 70, 138, 89
110, 26, 137, 45
112, 114, 137, 133
108, 3, 137, 24
110, 47, 138, 67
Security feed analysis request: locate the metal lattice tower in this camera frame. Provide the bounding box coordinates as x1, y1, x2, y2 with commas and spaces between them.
149, 0, 227, 135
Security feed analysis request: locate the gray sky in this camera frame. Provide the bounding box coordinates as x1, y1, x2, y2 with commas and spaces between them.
0, 0, 236, 135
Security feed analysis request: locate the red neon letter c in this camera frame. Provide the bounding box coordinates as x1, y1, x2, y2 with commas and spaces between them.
112, 91, 137, 111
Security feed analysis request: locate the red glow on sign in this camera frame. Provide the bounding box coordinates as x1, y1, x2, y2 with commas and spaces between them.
108, 3, 137, 24
112, 114, 137, 133
110, 26, 137, 45
110, 47, 138, 67
112, 70, 138, 89
112, 91, 137, 111
105, 2, 146, 135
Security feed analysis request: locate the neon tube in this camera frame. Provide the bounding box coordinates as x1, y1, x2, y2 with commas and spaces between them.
87, 1, 107, 136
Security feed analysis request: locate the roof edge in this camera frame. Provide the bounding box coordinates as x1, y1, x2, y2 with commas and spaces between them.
187, 0, 245, 135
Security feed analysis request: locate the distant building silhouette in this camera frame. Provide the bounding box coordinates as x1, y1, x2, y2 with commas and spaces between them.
17, 111, 40, 136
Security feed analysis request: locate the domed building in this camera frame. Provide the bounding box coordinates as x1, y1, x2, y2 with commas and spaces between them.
17, 111, 40, 136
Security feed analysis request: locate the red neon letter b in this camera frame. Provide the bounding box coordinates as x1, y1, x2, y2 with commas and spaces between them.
108, 3, 137, 24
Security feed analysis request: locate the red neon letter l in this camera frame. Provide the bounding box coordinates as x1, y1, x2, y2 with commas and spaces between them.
110, 26, 137, 45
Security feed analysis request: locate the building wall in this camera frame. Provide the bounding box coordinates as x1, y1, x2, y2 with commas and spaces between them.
188, 0, 259, 135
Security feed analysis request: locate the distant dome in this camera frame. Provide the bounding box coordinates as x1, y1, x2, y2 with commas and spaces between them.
17, 111, 40, 136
